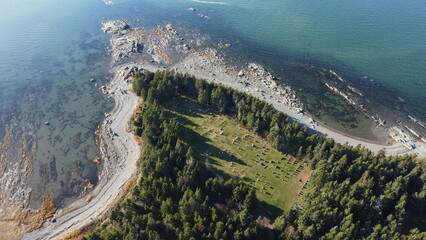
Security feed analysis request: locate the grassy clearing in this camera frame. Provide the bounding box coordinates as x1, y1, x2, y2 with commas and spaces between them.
165, 97, 311, 214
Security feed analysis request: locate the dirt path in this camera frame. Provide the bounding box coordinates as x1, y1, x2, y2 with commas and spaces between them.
21, 23, 426, 237
20, 59, 425, 239
146, 57, 426, 157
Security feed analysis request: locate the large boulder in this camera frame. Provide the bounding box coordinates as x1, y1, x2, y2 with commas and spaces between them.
101, 20, 130, 36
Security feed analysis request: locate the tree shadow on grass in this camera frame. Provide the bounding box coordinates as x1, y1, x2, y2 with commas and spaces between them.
200, 156, 284, 219
165, 97, 247, 166
255, 199, 284, 219
183, 125, 247, 167
164, 96, 284, 218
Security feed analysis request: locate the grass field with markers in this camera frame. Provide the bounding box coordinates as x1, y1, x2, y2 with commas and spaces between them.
165, 97, 311, 214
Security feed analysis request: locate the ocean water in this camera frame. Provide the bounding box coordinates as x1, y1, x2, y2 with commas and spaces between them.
173, 0, 426, 138
0, 0, 425, 207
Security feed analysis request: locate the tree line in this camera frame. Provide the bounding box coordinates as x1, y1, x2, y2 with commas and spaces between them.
85, 70, 425, 239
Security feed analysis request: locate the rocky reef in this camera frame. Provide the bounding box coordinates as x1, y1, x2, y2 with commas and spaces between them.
102, 20, 305, 121
302, 64, 426, 152
233, 63, 304, 113
101, 20, 144, 65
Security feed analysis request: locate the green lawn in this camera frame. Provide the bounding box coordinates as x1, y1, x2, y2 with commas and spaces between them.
165, 97, 311, 214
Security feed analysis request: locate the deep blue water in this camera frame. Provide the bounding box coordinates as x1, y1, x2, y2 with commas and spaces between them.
0, 0, 425, 206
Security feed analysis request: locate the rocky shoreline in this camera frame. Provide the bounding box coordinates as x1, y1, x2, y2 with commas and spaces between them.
17, 18, 426, 239
0, 118, 47, 239
101, 19, 426, 157
101, 20, 303, 112
22, 62, 141, 239
302, 64, 426, 152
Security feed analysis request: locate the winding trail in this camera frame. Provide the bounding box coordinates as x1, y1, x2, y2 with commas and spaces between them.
22, 66, 141, 240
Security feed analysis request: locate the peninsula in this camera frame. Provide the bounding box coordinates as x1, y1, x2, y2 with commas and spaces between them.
22, 19, 426, 240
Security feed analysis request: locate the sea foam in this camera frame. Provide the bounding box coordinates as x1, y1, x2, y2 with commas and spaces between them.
192, 0, 229, 5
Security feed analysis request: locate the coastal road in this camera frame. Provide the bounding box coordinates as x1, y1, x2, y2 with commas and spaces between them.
22, 60, 425, 239
221, 77, 426, 157
169, 57, 426, 157
22, 66, 141, 240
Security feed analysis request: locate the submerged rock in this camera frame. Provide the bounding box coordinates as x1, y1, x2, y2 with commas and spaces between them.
198, 14, 210, 20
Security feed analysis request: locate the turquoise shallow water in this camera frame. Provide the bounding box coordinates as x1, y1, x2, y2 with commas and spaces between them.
216, 0, 426, 100
0, 0, 425, 206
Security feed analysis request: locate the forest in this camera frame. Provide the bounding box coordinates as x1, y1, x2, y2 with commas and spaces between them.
83, 70, 425, 240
